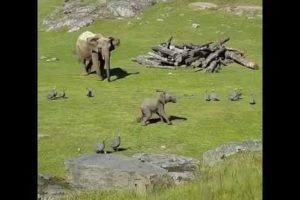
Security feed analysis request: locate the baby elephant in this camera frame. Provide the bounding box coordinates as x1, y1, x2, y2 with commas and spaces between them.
137, 91, 177, 126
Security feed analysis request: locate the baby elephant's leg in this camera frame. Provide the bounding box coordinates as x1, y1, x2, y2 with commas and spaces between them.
157, 107, 172, 125
141, 107, 152, 126
156, 112, 165, 123
136, 107, 144, 122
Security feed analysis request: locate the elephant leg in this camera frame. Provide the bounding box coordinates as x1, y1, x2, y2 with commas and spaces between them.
141, 108, 151, 126
157, 107, 172, 125
156, 112, 165, 123
91, 52, 103, 80
84, 59, 92, 75
99, 56, 105, 80
136, 108, 144, 123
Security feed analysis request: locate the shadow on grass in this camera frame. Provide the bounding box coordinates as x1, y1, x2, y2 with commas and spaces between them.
109, 67, 140, 82
86, 67, 139, 81
147, 115, 187, 125
97, 147, 131, 154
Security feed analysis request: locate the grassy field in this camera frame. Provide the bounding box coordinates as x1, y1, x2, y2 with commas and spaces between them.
38, 0, 262, 199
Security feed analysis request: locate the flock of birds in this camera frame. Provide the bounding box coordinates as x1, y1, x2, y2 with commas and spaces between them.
204, 88, 256, 105
47, 87, 94, 100
48, 87, 256, 105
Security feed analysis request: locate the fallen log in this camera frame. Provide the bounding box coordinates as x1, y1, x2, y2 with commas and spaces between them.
147, 52, 175, 65
204, 59, 219, 73
145, 65, 176, 69
224, 50, 258, 69
169, 45, 185, 53
188, 48, 210, 57
174, 51, 190, 66
202, 47, 226, 68
166, 36, 173, 49
185, 55, 203, 65
191, 57, 205, 68
151, 45, 178, 57
132, 55, 162, 66
208, 37, 230, 51
225, 47, 244, 56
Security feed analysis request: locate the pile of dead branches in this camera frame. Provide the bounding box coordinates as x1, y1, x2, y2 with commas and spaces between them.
132, 36, 258, 73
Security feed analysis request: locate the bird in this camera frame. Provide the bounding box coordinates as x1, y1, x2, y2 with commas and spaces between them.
47, 86, 57, 100
110, 132, 121, 151
60, 88, 67, 99
210, 89, 220, 101
86, 88, 94, 97
204, 90, 211, 101
229, 88, 241, 101
95, 139, 106, 154
249, 94, 256, 105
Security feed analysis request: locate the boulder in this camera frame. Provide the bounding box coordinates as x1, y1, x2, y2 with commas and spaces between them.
132, 153, 200, 184
202, 140, 262, 166
42, 0, 157, 32
65, 154, 174, 193
38, 173, 72, 200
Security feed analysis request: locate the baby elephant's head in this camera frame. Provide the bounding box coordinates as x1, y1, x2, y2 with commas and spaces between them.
164, 92, 177, 103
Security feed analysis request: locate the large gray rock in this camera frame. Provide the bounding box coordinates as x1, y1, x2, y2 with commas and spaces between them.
133, 153, 200, 172
38, 173, 73, 200
202, 140, 262, 166
132, 153, 200, 184
42, 0, 157, 32
65, 154, 174, 193
107, 0, 156, 18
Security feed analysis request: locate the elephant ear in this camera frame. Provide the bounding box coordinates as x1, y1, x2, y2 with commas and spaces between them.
109, 37, 120, 47
87, 36, 101, 48
158, 92, 166, 104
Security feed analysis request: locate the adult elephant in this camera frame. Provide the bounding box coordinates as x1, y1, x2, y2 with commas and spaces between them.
76, 31, 120, 81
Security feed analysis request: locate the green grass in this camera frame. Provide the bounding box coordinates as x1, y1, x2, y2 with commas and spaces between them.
38, 0, 262, 199
60, 152, 262, 200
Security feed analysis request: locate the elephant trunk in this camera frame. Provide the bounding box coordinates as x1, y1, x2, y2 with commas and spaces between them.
102, 49, 111, 82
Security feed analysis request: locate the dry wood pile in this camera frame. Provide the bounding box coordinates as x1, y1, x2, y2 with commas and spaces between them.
132, 37, 258, 73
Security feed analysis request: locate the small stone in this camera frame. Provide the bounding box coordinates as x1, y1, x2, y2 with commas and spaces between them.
157, 18, 164, 21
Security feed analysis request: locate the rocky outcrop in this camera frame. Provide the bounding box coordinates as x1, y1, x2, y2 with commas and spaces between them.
202, 140, 262, 166
107, 0, 156, 18
39, 140, 261, 199
42, 0, 157, 32
188, 2, 262, 16
132, 153, 200, 185
65, 154, 174, 193
38, 173, 73, 200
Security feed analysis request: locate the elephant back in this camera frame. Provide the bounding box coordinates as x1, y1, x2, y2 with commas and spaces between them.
77, 31, 96, 42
